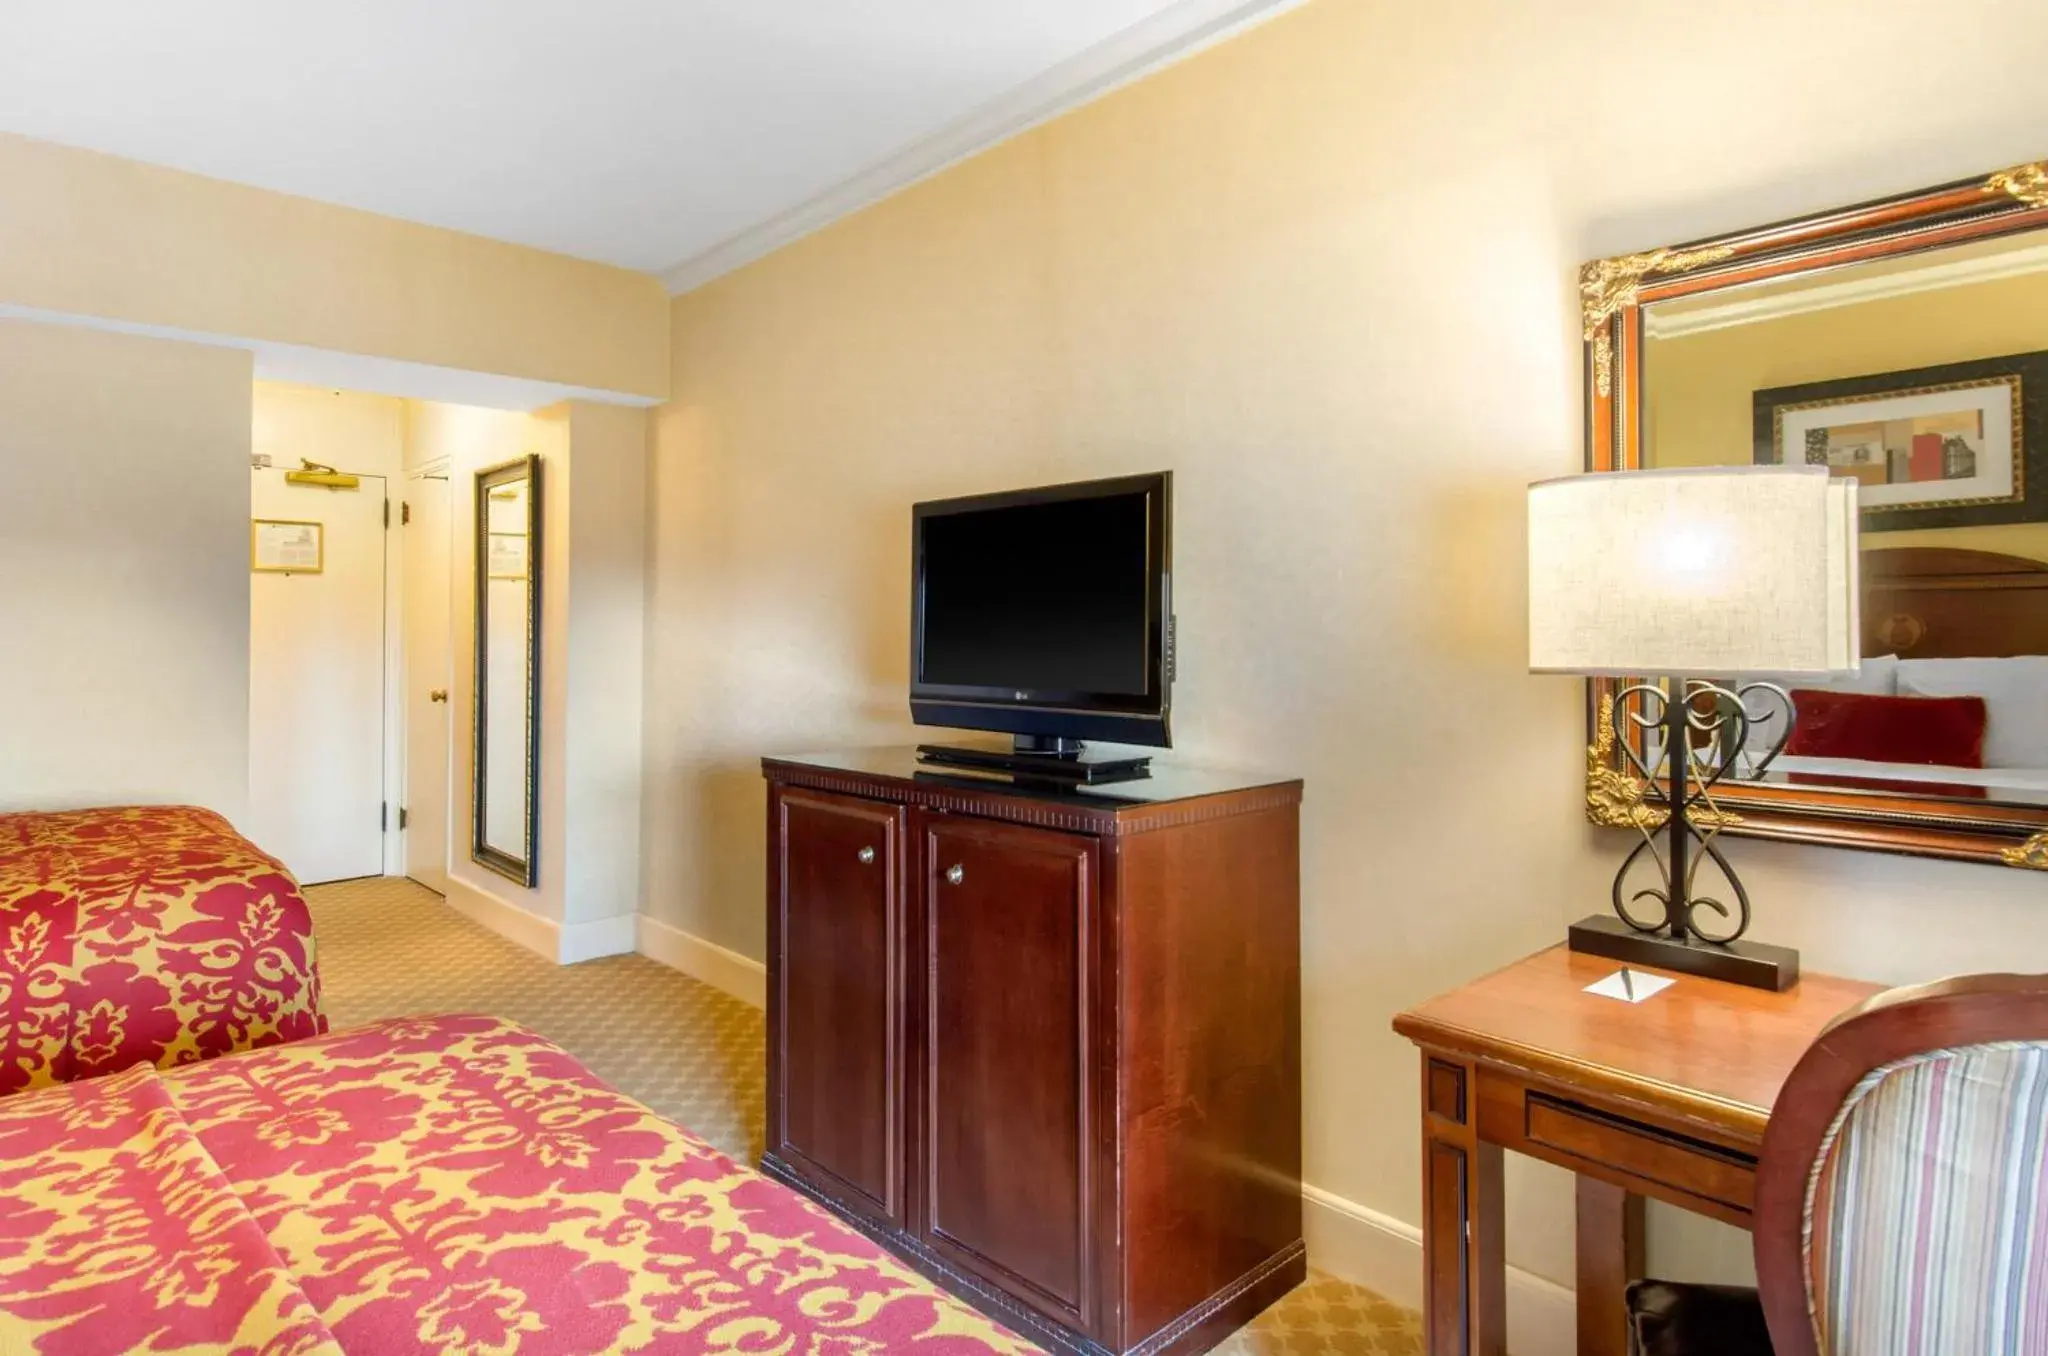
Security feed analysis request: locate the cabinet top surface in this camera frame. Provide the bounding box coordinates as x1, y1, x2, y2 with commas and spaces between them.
1393, 946, 1883, 1132
762, 746, 1301, 811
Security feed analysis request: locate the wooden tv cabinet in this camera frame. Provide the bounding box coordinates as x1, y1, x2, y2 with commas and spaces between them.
762, 749, 1305, 1356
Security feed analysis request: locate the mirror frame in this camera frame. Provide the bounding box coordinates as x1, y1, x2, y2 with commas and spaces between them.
1581, 156, 2048, 871
472, 454, 542, 887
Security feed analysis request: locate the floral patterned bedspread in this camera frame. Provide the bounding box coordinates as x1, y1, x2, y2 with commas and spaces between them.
0, 1063, 342, 1355
0, 805, 326, 1094
0, 1014, 1040, 1355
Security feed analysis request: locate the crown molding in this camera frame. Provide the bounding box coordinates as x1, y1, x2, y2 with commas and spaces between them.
659, 0, 1308, 295
1643, 239, 2048, 340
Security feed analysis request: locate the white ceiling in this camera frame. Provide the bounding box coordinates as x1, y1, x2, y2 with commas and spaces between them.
0, 1, 1284, 284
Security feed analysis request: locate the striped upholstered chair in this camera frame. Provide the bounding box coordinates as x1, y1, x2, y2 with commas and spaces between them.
1627, 974, 2048, 1356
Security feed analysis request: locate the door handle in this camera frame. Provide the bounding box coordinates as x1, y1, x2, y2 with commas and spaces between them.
857, 846, 876, 865
945, 863, 965, 886
429, 689, 449, 703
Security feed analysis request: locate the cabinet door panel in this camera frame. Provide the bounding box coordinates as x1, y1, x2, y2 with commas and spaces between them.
922, 816, 1097, 1323
770, 788, 903, 1224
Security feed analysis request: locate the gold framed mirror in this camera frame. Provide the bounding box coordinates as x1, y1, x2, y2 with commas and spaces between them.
1581, 159, 2048, 870
472, 454, 541, 886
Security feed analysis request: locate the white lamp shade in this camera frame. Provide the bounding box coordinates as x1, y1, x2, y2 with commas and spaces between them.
1528, 466, 1860, 676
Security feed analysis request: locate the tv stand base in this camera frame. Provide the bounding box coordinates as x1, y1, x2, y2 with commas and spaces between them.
916, 736, 1152, 785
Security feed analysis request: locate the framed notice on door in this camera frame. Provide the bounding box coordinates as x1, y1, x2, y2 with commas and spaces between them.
252, 519, 324, 573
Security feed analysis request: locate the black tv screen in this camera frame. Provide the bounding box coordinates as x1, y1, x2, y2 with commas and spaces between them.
919, 494, 1149, 694
911, 472, 1172, 747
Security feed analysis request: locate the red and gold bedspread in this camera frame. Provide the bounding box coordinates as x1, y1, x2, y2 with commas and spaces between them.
0, 1064, 342, 1355
0, 1014, 1039, 1355
0, 805, 325, 1095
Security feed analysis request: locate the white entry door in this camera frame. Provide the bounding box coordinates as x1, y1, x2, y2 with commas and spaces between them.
402, 474, 452, 894
248, 467, 388, 884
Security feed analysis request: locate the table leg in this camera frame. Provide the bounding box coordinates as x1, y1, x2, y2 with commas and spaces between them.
1420, 1054, 1505, 1356
1574, 1177, 1645, 1356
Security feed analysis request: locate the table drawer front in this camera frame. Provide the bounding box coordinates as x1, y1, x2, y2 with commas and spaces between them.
1524, 1094, 1756, 1214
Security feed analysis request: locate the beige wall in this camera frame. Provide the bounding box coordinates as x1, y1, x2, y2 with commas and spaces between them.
0, 320, 254, 818
0, 131, 668, 400
642, 0, 2048, 1312
563, 403, 649, 929
1649, 266, 2048, 562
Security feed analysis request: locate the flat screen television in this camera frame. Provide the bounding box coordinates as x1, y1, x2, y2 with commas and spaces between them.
910, 472, 1173, 768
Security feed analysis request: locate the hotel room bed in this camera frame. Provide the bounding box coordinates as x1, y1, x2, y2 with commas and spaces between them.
1697, 550, 2048, 801
1770, 752, 2048, 797
1748, 649, 2048, 799
0, 1013, 1040, 1356
0, 804, 325, 1095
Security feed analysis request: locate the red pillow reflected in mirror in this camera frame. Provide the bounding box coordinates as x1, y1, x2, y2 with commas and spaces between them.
1785, 689, 1988, 768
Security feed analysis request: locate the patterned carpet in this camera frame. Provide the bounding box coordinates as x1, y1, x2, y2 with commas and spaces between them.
305, 876, 1422, 1355
309, 875, 765, 1160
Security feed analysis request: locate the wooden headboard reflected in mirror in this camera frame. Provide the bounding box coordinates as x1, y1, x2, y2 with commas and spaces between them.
1864, 548, 2048, 659
1582, 159, 2048, 871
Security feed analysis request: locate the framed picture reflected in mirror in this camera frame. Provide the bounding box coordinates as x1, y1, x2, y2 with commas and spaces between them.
1753, 350, 2045, 532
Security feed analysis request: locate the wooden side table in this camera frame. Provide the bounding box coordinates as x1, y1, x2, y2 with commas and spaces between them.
1392, 946, 1879, 1356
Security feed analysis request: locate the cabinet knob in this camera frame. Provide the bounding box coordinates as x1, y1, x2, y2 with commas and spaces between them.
428, 688, 448, 703
857, 846, 875, 865
945, 863, 965, 886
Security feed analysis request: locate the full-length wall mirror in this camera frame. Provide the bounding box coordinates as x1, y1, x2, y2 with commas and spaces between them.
473, 454, 541, 886
1583, 159, 2048, 870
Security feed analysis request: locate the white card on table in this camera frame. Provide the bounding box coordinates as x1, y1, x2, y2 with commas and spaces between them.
1583, 968, 1674, 1004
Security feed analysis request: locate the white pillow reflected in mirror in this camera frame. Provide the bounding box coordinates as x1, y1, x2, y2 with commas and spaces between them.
1899, 656, 2048, 770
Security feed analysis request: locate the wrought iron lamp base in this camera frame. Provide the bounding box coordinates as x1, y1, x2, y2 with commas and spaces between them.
1581, 676, 1806, 993
1568, 915, 1799, 992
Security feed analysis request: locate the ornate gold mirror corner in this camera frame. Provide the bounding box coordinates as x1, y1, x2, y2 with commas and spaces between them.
2001, 831, 2048, 871
1579, 243, 1739, 397
1584, 700, 1660, 830
1986, 160, 2048, 208
1583, 700, 1742, 833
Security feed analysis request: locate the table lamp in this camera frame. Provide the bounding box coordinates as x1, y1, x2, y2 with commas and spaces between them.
1528, 465, 1860, 991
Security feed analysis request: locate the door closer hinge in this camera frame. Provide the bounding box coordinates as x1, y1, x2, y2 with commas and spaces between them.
383, 499, 390, 528
401, 501, 412, 525
380, 802, 388, 832
398, 807, 409, 830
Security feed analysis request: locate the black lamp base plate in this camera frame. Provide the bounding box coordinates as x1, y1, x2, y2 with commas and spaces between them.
1567, 915, 1800, 992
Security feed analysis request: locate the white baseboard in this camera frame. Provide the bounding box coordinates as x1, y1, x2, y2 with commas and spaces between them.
1301, 1184, 1431, 1308
560, 912, 637, 965
442, 879, 638, 966
444, 875, 559, 962
1302, 1183, 1575, 1356
636, 915, 767, 1009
